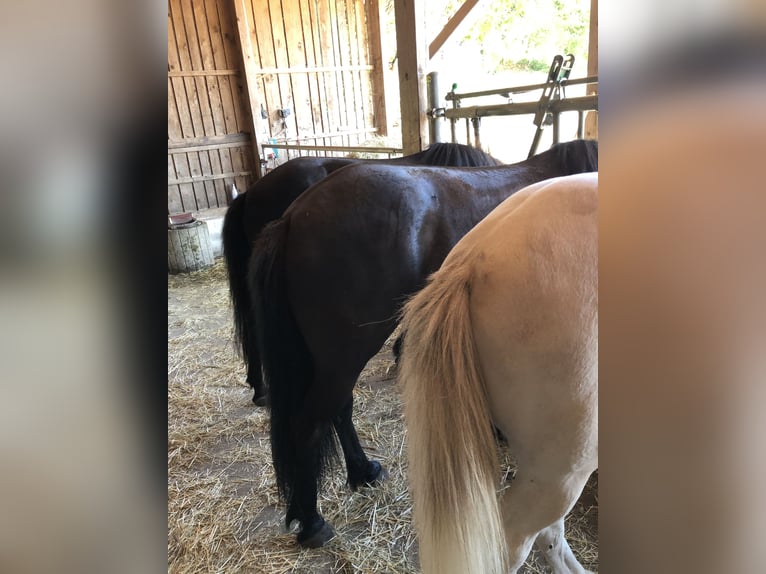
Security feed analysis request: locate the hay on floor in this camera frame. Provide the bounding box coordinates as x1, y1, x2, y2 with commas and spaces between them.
168, 259, 597, 573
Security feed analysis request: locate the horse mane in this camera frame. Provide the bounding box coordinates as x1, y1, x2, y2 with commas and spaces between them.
413, 142, 504, 167
548, 139, 598, 173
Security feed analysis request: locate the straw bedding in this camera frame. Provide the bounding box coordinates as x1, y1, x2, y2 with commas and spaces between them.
168, 260, 598, 573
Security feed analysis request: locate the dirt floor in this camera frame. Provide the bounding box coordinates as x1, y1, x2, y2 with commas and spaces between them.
168, 260, 598, 573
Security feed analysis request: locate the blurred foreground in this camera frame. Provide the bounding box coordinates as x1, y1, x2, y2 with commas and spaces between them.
600, 5, 766, 573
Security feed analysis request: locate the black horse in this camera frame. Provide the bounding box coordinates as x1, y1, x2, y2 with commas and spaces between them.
249, 139, 598, 548
222, 143, 502, 405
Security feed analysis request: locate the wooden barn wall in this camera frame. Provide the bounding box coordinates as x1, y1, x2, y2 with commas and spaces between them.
168, 0, 381, 213
237, 0, 377, 163
168, 0, 258, 215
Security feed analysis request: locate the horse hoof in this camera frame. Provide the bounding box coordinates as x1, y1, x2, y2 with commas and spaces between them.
297, 521, 336, 548
366, 460, 389, 484
349, 461, 388, 490
252, 392, 268, 407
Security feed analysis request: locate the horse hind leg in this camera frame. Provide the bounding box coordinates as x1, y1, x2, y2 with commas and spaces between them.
534, 518, 594, 574
333, 396, 388, 489
284, 417, 337, 548
286, 369, 386, 548
499, 466, 593, 573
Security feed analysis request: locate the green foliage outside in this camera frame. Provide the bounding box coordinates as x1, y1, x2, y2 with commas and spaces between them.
440, 0, 590, 74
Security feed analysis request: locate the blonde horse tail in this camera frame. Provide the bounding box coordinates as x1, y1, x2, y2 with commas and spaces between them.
400, 259, 507, 574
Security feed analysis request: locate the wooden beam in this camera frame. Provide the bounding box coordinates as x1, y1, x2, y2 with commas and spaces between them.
394, 0, 428, 154
167, 141, 252, 154
168, 170, 253, 186
265, 143, 402, 154
167, 133, 251, 149
365, 0, 388, 136
253, 64, 374, 74
446, 76, 598, 101
587, 0, 598, 85
428, 0, 481, 59
443, 95, 598, 120
585, 0, 598, 139
274, 127, 379, 142
232, 0, 264, 178
167, 69, 241, 77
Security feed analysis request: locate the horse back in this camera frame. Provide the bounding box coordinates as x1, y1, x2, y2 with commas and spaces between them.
283, 163, 497, 280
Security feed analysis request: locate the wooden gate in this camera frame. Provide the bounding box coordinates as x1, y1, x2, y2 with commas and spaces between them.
233, 0, 385, 164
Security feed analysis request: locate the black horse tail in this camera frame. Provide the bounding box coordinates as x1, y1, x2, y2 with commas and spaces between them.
222, 193, 255, 370
249, 217, 338, 526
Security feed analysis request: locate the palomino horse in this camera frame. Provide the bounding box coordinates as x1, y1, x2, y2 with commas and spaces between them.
399, 173, 598, 574
222, 143, 502, 405
249, 140, 598, 547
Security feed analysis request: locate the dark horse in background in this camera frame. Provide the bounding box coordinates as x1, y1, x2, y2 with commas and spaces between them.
249, 139, 598, 547
222, 143, 503, 405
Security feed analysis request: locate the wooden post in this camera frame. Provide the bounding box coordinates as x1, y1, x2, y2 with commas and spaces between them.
394, 0, 428, 154
366, 0, 388, 136
585, 0, 598, 139
232, 0, 264, 179
168, 221, 215, 274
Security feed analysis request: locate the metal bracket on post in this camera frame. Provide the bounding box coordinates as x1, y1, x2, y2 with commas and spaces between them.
426, 107, 446, 118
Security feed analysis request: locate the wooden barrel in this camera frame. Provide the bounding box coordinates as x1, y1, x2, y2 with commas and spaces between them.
168, 220, 214, 274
